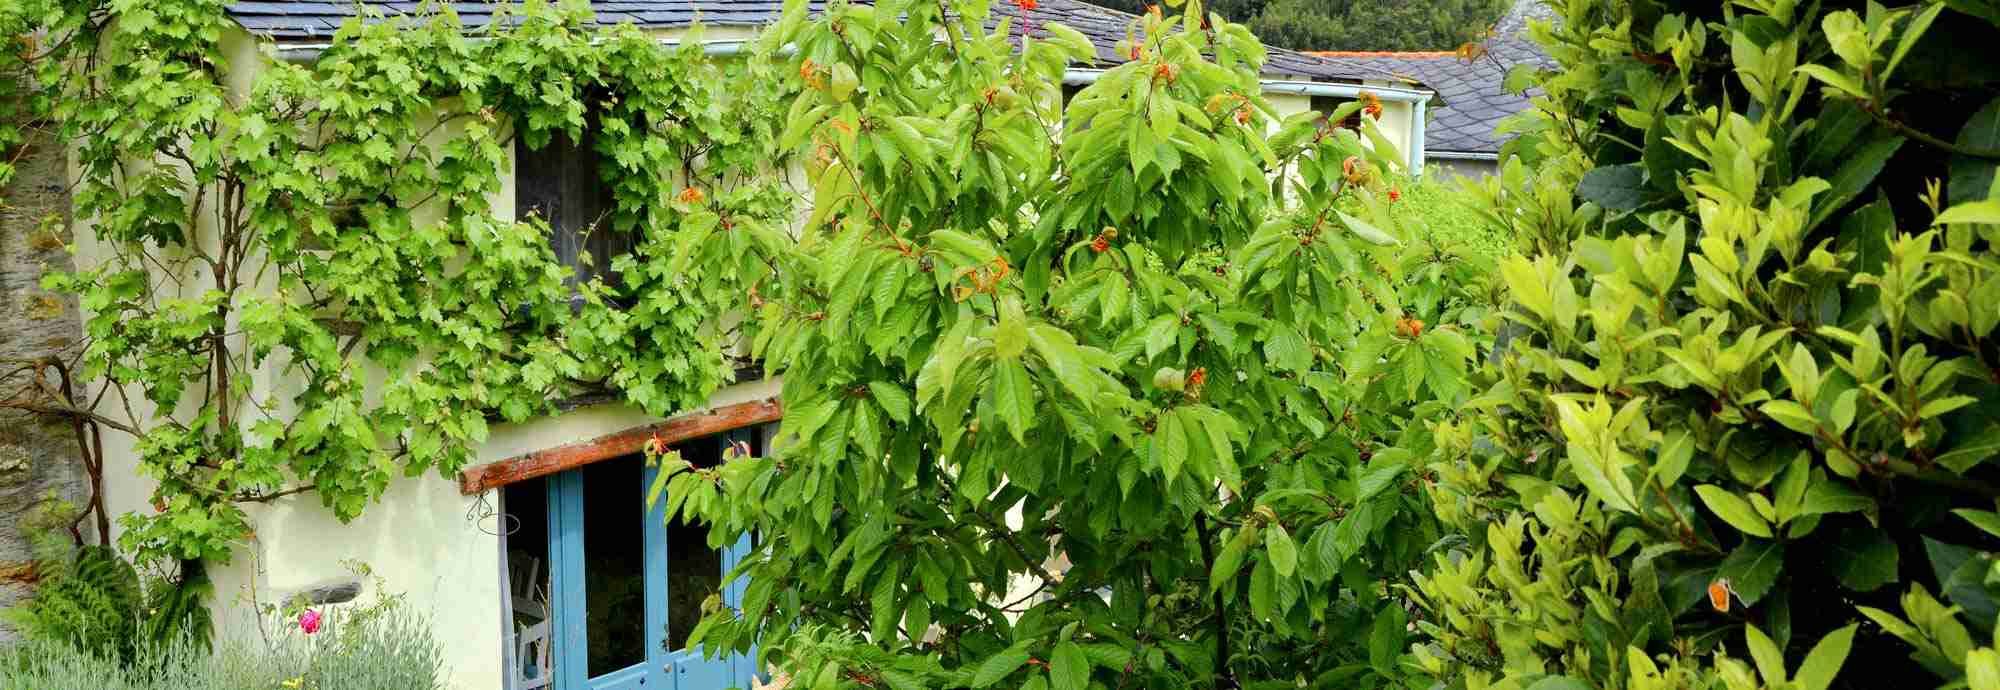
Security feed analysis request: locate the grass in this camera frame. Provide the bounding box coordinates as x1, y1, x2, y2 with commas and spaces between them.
1382, 171, 1515, 260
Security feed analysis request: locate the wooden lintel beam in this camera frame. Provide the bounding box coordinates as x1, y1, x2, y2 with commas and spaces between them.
458, 396, 782, 494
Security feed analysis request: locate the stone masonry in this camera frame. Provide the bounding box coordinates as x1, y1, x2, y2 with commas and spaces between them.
0, 121, 89, 643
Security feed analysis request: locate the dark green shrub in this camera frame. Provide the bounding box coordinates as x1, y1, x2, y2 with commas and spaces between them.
4, 545, 144, 660
1411, 0, 2000, 687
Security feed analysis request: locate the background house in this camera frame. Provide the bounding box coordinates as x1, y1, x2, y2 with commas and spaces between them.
38, 2, 1436, 689
1312, 0, 1556, 178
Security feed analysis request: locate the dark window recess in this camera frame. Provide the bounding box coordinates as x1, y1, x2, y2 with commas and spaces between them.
1310, 94, 1362, 130
516, 120, 632, 296
1060, 83, 1084, 107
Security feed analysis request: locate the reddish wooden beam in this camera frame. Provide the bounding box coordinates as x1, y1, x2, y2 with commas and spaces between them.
459, 396, 783, 494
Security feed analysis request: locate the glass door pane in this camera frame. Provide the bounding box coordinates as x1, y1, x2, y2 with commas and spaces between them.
655, 434, 745, 689
582, 457, 648, 679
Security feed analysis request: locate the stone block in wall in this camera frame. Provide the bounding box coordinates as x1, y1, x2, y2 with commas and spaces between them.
0, 124, 89, 644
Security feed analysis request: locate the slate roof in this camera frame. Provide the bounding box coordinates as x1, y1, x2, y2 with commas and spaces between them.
225, 0, 1381, 82
1310, 0, 1557, 156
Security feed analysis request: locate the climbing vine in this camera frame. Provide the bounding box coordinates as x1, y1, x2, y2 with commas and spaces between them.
1, 0, 795, 564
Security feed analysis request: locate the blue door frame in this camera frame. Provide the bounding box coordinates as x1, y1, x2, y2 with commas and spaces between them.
546, 429, 758, 690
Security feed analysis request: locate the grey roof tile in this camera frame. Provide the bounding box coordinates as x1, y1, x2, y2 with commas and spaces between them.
225, 0, 1378, 81
1311, 0, 1555, 155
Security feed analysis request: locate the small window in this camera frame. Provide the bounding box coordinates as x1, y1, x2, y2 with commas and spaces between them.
515, 114, 632, 297
1310, 94, 1362, 130
1060, 82, 1085, 107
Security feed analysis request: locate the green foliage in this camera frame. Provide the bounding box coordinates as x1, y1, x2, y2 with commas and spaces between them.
1409, 0, 2000, 688
1092, 0, 1512, 52
661, 0, 1494, 687
9, 0, 790, 564
4, 544, 143, 661
1347, 173, 1520, 260
2, 500, 212, 662
0, 601, 443, 690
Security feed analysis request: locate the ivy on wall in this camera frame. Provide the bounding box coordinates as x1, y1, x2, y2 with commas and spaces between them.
2, 0, 795, 564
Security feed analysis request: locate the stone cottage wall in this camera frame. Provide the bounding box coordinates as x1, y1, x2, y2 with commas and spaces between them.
0, 122, 89, 642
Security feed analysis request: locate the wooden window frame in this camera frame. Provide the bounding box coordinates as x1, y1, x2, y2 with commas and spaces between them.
459, 396, 783, 495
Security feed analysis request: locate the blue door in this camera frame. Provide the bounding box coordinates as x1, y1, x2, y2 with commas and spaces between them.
547, 429, 758, 690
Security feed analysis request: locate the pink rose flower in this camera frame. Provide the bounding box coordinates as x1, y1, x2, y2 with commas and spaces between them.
299, 609, 322, 634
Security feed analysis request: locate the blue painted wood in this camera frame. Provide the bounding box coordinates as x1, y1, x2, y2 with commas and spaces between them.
546, 429, 769, 690
548, 472, 589, 690
641, 458, 674, 689
722, 428, 759, 690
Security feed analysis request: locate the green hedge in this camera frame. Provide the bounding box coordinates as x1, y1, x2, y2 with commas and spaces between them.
1410, 0, 2000, 688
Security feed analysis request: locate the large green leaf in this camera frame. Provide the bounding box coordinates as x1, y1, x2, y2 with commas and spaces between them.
1050, 641, 1089, 690
1576, 164, 1649, 211
1696, 485, 1774, 538
972, 645, 1034, 687
1265, 524, 1299, 578
1951, 96, 2000, 205
1718, 539, 1785, 606
1928, 538, 2000, 634
1796, 624, 1858, 690
1811, 134, 1905, 230
1524, 677, 1593, 690
1829, 525, 1897, 592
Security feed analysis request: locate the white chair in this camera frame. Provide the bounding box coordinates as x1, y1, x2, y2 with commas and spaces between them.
515, 618, 553, 690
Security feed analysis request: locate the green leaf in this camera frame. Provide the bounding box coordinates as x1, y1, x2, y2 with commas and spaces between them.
1655, 430, 1695, 488
1577, 164, 1649, 211
830, 63, 858, 101
973, 645, 1034, 687
1718, 539, 1785, 606
869, 382, 913, 424
1744, 624, 1786, 685
1812, 135, 1904, 230
1795, 64, 1868, 99
1367, 604, 1407, 672
1153, 409, 1190, 482
1829, 525, 1898, 592
1265, 524, 1299, 578
1760, 400, 1821, 435
1795, 624, 1857, 690
1143, 314, 1179, 361
995, 296, 1029, 359
1027, 324, 1098, 409
1928, 538, 1999, 633
1051, 641, 1090, 690
994, 359, 1036, 443
1211, 524, 1258, 591
1956, 509, 2000, 539
1335, 210, 1399, 246
1951, 97, 2000, 205
1967, 648, 2000, 690
1524, 677, 1592, 690
1043, 23, 1096, 61
1354, 458, 1409, 503
1696, 485, 1774, 538
1265, 324, 1312, 372
1302, 521, 1341, 582
1884, 3, 1944, 81
1801, 478, 1875, 517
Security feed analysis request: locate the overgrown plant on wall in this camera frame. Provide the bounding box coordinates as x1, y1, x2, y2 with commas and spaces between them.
0, 0, 792, 567
1411, 0, 2000, 688
656, 0, 1497, 687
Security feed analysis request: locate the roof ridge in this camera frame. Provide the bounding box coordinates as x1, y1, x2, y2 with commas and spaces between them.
1306, 50, 1456, 59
